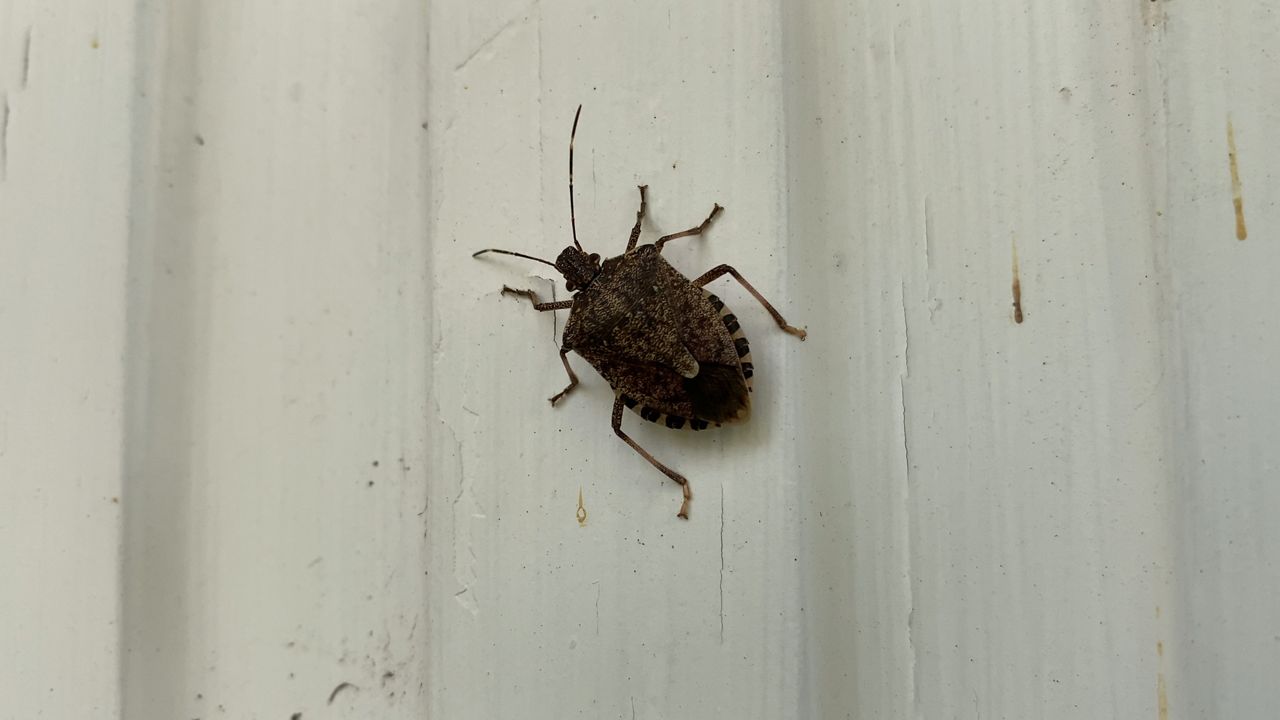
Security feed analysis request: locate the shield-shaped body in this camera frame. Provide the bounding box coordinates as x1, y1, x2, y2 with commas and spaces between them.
561, 245, 755, 430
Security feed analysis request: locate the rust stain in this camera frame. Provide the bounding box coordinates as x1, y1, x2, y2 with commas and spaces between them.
577, 486, 587, 526
1157, 671, 1169, 720
1141, 0, 1166, 31
1227, 116, 1247, 240
1156, 605, 1168, 719
1011, 237, 1024, 324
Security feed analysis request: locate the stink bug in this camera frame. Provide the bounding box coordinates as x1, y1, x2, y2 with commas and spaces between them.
474, 106, 806, 519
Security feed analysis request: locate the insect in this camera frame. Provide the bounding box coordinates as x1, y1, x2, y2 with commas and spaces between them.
473, 106, 806, 519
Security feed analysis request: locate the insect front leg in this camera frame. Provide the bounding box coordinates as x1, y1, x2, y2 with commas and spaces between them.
611, 397, 693, 519
548, 348, 579, 406
625, 185, 648, 253
500, 286, 574, 311
693, 265, 807, 339
500, 287, 579, 402
654, 203, 723, 251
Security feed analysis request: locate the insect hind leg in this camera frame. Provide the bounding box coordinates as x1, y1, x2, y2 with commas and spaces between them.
611, 397, 692, 519
693, 265, 807, 339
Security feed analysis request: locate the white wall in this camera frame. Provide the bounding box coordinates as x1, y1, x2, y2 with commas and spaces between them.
3, 0, 1277, 718
1, 1, 133, 716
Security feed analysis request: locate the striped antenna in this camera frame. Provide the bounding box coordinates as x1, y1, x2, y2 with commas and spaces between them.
569, 104, 584, 251
471, 248, 557, 268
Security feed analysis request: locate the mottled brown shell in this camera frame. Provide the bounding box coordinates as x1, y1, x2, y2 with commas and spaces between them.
561, 245, 754, 430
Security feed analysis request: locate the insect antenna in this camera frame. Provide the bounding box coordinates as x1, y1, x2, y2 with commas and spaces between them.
569, 104, 584, 251
472, 248, 558, 269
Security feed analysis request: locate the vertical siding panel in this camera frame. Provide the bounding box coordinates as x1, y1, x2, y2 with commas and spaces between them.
0, 0, 135, 716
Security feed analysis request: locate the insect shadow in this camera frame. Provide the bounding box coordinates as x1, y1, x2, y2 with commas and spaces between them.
474, 105, 806, 519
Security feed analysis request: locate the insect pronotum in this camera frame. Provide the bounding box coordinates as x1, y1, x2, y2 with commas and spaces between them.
474, 106, 806, 519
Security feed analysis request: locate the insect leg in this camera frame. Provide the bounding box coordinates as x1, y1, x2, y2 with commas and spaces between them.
612, 397, 693, 519
500, 287, 577, 401
654, 203, 723, 251
501, 286, 573, 311
693, 265, 807, 339
548, 348, 579, 406
625, 185, 648, 252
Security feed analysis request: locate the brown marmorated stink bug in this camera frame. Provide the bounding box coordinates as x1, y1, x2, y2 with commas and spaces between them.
473, 106, 806, 519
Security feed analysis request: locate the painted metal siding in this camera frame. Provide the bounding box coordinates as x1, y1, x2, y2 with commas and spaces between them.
3, 0, 1276, 717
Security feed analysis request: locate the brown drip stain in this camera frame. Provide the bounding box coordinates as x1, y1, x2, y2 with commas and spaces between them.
1227, 116, 1247, 240
1011, 238, 1024, 324
1156, 606, 1168, 719
1158, 671, 1169, 719
577, 486, 588, 526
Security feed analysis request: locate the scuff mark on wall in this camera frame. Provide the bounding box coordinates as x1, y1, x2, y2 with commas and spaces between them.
544, 275, 559, 342
593, 580, 600, 636
922, 195, 935, 276
21, 27, 32, 89
899, 281, 914, 479
327, 681, 357, 705
719, 483, 726, 644
453, 9, 533, 73
898, 281, 920, 712
1227, 116, 1247, 240
1, 93, 8, 182
447, 421, 481, 616
900, 282, 912, 380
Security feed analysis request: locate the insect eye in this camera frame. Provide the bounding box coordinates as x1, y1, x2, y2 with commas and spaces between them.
566, 281, 578, 291
589, 253, 600, 264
